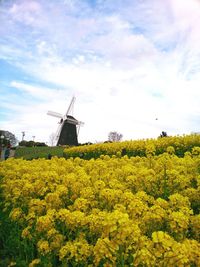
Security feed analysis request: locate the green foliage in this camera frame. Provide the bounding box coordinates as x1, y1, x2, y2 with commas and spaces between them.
0, 130, 17, 147
19, 140, 47, 147
15, 146, 65, 160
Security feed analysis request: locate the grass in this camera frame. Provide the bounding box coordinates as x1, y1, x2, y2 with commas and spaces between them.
14, 146, 65, 160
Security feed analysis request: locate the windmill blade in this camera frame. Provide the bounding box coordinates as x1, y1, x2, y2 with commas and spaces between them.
47, 111, 63, 119
65, 96, 76, 116
78, 121, 84, 126
55, 120, 65, 145
77, 124, 81, 136
77, 121, 84, 136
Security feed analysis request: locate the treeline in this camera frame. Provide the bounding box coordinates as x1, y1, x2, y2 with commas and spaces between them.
19, 140, 47, 147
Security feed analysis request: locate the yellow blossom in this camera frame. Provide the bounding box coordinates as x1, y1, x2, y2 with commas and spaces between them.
29, 259, 40, 267
37, 240, 51, 255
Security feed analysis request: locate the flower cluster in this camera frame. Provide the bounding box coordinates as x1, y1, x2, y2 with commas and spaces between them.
0, 149, 199, 266
64, 133, 200, 159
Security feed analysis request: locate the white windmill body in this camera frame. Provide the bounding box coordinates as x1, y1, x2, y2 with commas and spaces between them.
47, 97, 84, 146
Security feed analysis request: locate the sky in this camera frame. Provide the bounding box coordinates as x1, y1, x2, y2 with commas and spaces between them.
0, 0, 200, 145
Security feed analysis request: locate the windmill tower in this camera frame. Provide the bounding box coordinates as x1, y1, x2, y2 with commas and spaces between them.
47, 97, 84, 146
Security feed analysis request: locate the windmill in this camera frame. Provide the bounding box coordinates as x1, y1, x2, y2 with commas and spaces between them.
47, 97, 84, 146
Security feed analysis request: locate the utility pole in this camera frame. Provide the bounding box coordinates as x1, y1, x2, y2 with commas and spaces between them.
22, 131, 25, 141
0, 134, 5, 160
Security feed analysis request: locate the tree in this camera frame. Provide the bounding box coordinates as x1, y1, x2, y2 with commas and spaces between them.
108, 131, 123, 142
0, 130, 18, 146
160, 131, 168, 138
49, 132, 57, 146
18, 140, 47, 147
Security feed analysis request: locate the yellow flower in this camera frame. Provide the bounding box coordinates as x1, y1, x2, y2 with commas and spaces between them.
168, 211, 189, 234
37, 240, 51, 255
72, 197, 90, 212
9, 208, 24, 222
93, 237, 118, 266
29, 259, 40, 267
59, 237, 92, 262
29, 198, 46, 215
166, 146, 175, 155
36, 215, 54, 232
45, 192, 62, 209
8, 262, 16, 267
152, 231, 173, 245
21, 226, 32, 240
190, 214, 200, 241
169, 193, 191, 210
183, 239, 200, 266
50, 233, 64, 250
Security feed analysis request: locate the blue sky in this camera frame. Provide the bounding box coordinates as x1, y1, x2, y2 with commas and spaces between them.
0, 0, 200, 144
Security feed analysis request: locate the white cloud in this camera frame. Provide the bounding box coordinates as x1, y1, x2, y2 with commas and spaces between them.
9, 1, 42, 26
10, 81, 64, 100
0, 0, 200, 144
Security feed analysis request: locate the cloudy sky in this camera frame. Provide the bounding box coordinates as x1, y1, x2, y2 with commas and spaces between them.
0, 0, 200, 144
